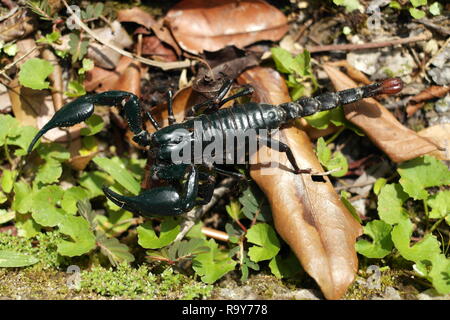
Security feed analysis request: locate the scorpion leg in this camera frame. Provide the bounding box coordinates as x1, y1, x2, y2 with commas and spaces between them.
166, 90, 176, 125
213, 166, 246, 180
257, 136, 302, 174
196, 173, 216, 205
188, 80, 253, 116
27, 91, 152, 153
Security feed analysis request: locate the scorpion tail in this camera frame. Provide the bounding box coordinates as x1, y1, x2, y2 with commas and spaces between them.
280, 77, 403, 119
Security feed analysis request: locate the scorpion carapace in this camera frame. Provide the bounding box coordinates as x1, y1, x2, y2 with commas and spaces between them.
27, 77, 403, 217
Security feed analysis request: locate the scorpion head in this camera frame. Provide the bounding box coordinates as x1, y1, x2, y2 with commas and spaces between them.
150, 125, 193, 162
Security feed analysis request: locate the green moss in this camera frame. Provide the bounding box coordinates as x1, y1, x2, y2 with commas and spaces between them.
0, 231, 69, 269
81, 263, 213, 299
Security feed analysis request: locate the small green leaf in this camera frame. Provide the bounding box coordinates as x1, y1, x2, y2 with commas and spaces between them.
69, 33, 89, 63
15, 214, 41, 238
61, 187, 89, 215
246, 223, 280, 262
409, 7, 426, 18
137, 217, 180, 249
269, 252, 301, 279
79, 171, 112, 198
7, 125, 39, 153
427, 190, 449, 219
12, 181, 32, 214
429, 2, 442, 15
0, 250, 39, 267
391, 219, 441, 262
35, 159, 62, 184
96, 233, 135, 266
427, 254, 450, 295
389, 1, 402, 9
78, 58, 94, 75
271, 47, 295, 74
378, 183, 410, 225
37, 143, 70, 162
398, 156, 450, 200
192, 239, 237, 283
226, 200, 243, 221
93, 157, 140, 195
57, 215, 96, 257
315, 137, 348, 177
1, 169, 16, 194
80, 114, 104, 136
0, 114, 18, 146
65, 80, 86, 97
3, 43, 18, 56
37, 31, 61, 44
356, 220, 393, 258
410, 0, 427, 7
373, 178, 387, 195
96, 209, 133, 237
340, 191, 362, 223
18, 58, 54, 90
0, 209, 15, 224
342, 26, 352, 35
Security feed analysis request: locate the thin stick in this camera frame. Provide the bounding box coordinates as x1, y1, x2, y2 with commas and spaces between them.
306, 33, 432, 53
174, 178, 235, 242
62, 0, 191, 71
0, 46, 38, 78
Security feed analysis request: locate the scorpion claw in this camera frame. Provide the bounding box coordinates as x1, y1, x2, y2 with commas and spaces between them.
102, 186, 185, 217
27, 95, 96, 154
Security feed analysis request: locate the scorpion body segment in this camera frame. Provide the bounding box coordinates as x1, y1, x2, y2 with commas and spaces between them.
27, 78, 403, 217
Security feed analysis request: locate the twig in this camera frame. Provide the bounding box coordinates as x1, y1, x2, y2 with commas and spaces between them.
0, 46, 39, 78
61, 0, 191, 71
174, 178, 235, 242
416, 19, 450, 36
201, 227, 229, 242
306, 33, 432, 53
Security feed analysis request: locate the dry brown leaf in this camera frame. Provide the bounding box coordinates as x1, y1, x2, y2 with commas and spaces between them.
141, 36, 178, 62
151, 19, 182, 57
117, 7, 156, 29
86, 21, 134, 70
84, 56, 140, 92
406, 85, 450, 117
165, 0, 288, 54
0, 8, 35, 42
418, 124, 450, 160
113, 62, 141, 97
323, 64, 442, 163
239, 66, 362, 300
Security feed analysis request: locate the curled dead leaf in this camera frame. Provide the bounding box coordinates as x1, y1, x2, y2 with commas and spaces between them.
418, 124, 450, 160
117, 7, 156, 29
240, 66, 362, 300
165, 0, 288, 54
323, 64, 442, 163
406, 85, 450, 117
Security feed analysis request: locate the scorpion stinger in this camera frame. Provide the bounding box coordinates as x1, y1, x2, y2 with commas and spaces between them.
27, 91, 153, 154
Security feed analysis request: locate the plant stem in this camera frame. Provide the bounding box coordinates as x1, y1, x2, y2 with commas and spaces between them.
325, 127, 345, 145
429, 216, 445, 234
